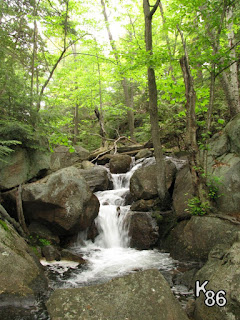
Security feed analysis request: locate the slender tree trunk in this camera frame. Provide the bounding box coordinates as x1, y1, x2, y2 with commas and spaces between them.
100, 0, 135, 140
72, 44, 79, 145
96, 52, 108, 147
16, 185, 29, 235
143, 0, 169, 205
225, 5, 240, 116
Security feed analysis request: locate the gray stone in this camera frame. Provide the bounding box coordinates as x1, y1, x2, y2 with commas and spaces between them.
109, 154, 132, 173
163, 216, 240, 262
208, 131, 230, 158
46, 269, 189, 320
50, 146, 89, 171
79, 166, 111, 192
208, 153, 240, 216
0, 221, 48, 307
21, 166, 99, 235
42, 245, 61, 262
130, 161, 176, 200
172, 165, 194, 218
126, 211, 159, 249
225, 113, 240, 155
194, 235, 240, 320
0, 147, 50, 190
135, 149, 153, 160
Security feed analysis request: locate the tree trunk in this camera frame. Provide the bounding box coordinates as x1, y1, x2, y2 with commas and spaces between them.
223, 5, 240, 116
143, 0, 169, 205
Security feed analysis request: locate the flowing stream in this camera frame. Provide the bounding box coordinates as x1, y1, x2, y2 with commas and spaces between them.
43, 158, 194, 301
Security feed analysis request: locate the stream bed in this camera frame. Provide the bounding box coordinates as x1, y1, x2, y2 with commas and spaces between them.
40, 157, 195, 316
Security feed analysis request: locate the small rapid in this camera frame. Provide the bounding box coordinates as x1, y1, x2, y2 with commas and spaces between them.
41, 156, 194, 311
45, 158, 178, 287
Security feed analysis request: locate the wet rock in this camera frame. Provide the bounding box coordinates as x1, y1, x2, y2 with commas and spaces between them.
79, 166, 111, 192
46, 269, 189, 320
130, 198, 160, 211
163, 216, 240, 262
60, 249, 86, 264
194, 234, 240, 320
126, 211, 159, 249
42, 245, 61, 262
130, 160, 176, 200
0, 221, 48, 308
21, 166, 99, 236
109, 154, 132, 173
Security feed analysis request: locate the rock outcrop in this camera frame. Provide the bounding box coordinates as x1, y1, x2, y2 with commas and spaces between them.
162, 215, 240, 262
194, 233, 240, 320
0, 147, 50, 190
0, 220, 48, 307
50, 145, 89, 172
46, 269, 189, 320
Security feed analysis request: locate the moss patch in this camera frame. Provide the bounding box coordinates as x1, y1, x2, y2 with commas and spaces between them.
0, 219, 9, 231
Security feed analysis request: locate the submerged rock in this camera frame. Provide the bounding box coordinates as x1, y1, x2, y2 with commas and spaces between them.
46, 269, 189, 320
0, 220, 48, 308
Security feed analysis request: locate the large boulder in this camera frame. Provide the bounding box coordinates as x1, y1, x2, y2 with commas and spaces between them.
225, 113, 240, 155
20, 166, 99, 236
125, 211, 159, 249
0, 220, 48, 308
46, 269, 189, 320
78, 166, 111, 192
0, 147, 50, 191
130, 160, 176, 200
208, 153, 240, 216
194, 233, 240, 320
163, 216, 240, 262
50, 146, 89, 172
109, 154, 132, 174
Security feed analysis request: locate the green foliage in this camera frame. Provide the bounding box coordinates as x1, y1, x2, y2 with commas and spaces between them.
207, 176, 223, 200
186, 197, 211, 216
29, 235, 51, 247
0, 219, 9, 231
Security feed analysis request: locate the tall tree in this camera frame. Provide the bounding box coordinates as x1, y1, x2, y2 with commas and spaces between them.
143, 0, 169, 206
100, 0, 135, 140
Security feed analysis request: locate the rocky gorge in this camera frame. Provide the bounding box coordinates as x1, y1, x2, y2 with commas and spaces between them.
0, 115, 240, 320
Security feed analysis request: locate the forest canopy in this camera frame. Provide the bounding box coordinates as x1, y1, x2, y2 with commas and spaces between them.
0, 0, 239, 154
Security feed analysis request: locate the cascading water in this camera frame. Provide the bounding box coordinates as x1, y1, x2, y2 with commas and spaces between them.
47, 158, 178, 287
41, 156, 194, 311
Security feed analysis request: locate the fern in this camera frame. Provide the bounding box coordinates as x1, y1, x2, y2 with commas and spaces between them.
0, 140, 22, 163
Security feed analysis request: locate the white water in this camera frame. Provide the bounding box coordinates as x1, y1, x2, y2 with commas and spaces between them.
47, 157, 177, 287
